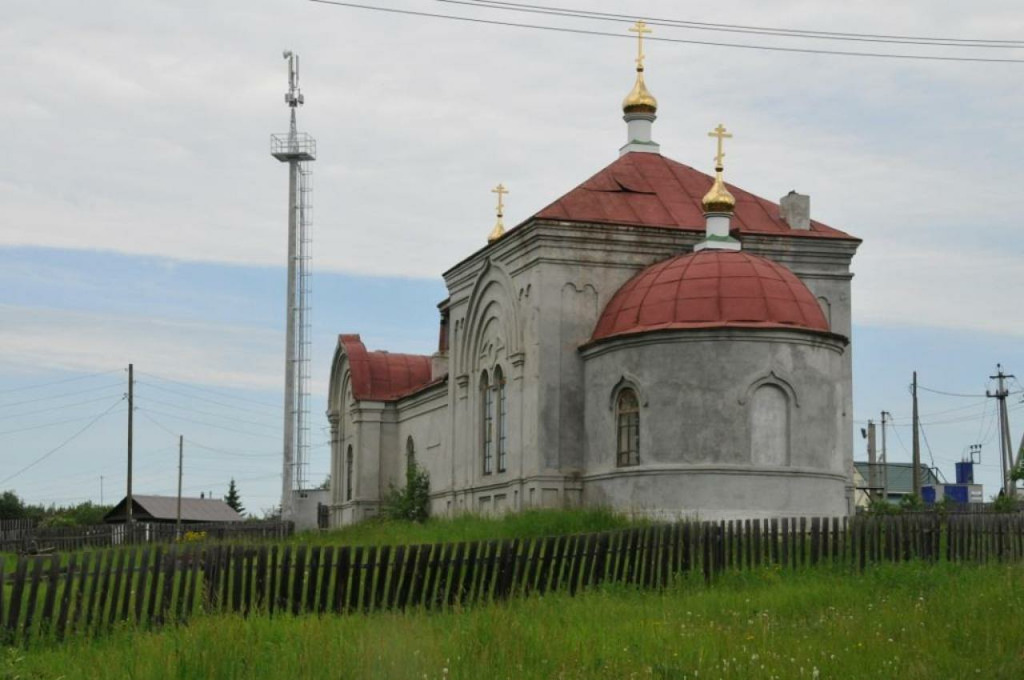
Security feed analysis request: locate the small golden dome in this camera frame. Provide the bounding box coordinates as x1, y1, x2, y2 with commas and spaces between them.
701, 170, 736, 214
487, 221, 505, 243
622, 69, 658, 115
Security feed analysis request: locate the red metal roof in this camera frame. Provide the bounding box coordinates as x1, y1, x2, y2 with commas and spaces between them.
535, 152, 855, 240
591, 250, 831, 343
338, 335, 434, 402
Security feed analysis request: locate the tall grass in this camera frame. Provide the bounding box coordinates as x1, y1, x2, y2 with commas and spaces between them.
8, 562, 1024, 680
289, 507, 643, 547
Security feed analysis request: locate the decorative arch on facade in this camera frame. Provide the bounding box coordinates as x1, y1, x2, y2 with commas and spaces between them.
739, 370, 800, 409
328, 341, 354, 508
817, 296, 833, 328
749, 384, 791, 467
327, 338, 353, 422
607, 374, 649, 411
742, 372, 796, 467
457, 259, 523, 376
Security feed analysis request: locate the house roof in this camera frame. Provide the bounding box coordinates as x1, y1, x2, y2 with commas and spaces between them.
104, 495, 243, 523
853, 462, 943, 494
338, 335, 434, 402
533, 152, 857, 241
591, 250, 831, 343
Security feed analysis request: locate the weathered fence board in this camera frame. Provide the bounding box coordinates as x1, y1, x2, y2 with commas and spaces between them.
4, 513, 1024, 647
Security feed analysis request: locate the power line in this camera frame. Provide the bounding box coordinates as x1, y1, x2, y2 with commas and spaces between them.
135, 371, 279, 410
445, 0, 1024, 48
975, 398, 994, 444
890, 422, 911, 458
0, 397, 125, 485
919, 423, 938, 470
137, 408, 281, 453
0, 394, 128, 422
135, 407, 275, 438
0, 406, 124, 438
185, 440, 280, 459
134, 380, 280, 417
0, 368, 122, 395
132, 393, 281, 431
917, 385, 990, 398
855, 399, 989, 425
308, 0, 1024, 64
0, 382, 125, 410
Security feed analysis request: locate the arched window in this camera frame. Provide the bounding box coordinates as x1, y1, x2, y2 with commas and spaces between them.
495, 366, 508, 473
406, 436, 416, 474
750, 384, 790, 466
481, 371, 493, 475
616, 388, 640, 467
345, 445, 354, 501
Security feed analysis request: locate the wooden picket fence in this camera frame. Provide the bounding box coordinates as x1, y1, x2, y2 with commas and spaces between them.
0, 520, 293, 555
0, 519, 37, 538
2, 512, 1024, 647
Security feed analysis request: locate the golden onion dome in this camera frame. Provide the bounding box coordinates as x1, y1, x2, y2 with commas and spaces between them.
701, 170, 736, 214
622, 69, 658, 115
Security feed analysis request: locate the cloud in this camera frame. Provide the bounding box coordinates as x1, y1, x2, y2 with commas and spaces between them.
0, 304, 284, 392
1, 0, 1021, 340
855, 246, 1024, 337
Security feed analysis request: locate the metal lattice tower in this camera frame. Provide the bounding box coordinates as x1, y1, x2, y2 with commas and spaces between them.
271, 50, 316, 517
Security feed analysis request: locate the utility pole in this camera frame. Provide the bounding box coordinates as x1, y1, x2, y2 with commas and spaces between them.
880, 411, 891, 501
100, 475, 104, 506
866, 420, 877, 501
987, 364, 1016, 496
912, 371, 921, 499
176, 435, 184, 539
126, 363, 134, 529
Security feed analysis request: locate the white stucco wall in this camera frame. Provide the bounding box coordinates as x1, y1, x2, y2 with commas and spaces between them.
580, 328, 849, 519
327, 217, 859, 526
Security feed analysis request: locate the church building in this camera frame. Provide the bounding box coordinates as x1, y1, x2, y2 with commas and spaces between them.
326, 24, 861, 525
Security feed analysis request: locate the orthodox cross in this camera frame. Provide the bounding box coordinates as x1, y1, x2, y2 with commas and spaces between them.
708, 124, 733, 170
629, 20, 652, 70
492, 183, 509, 220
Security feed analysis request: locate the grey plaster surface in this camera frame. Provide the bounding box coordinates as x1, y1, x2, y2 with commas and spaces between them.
326, 214, 858, 526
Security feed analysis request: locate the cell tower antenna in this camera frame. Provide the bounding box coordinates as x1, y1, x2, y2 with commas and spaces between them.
271, 50, 316, 522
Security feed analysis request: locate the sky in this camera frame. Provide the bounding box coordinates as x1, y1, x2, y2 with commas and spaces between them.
2, 0, 1023, 513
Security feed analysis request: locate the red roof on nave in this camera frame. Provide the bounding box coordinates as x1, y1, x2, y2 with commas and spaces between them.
338, 335, 435, 402
534, 152, 855, 240
591, 250, 832, 343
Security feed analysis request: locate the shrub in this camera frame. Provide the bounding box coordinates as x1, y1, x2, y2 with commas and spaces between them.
382, 462, 430, 523
899, 494, 923, 511
867, 497, 900, 515
991, 492, 1017, 513
178, 531, 208, 543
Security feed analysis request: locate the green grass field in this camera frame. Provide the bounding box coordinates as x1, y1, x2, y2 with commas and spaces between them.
288, 508, 645, 547
6, 561, 1023, 680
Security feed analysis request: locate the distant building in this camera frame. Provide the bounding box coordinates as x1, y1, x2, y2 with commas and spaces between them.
853, 462, 943, 507
103, 495, 243, 524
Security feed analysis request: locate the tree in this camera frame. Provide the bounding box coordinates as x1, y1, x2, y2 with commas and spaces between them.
0, 490, 26, 520
223, 479, 245, 515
